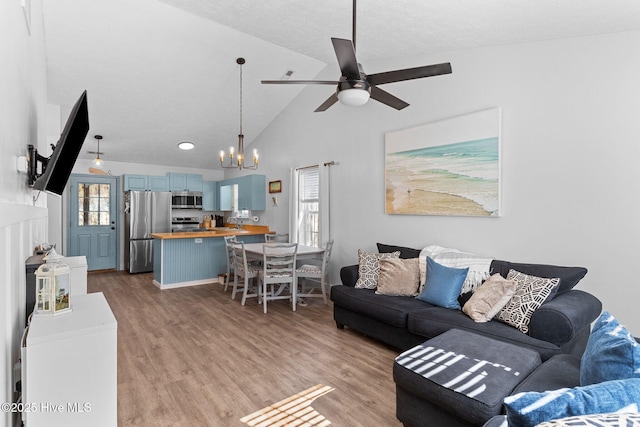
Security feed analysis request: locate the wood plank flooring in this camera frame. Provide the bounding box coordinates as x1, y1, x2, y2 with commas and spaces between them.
87, 271, 403, 427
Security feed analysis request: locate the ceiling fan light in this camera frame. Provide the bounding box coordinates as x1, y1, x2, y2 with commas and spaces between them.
338, 88, 370, 106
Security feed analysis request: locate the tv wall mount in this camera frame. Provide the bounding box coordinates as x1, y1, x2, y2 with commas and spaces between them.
27, 144, 53, 187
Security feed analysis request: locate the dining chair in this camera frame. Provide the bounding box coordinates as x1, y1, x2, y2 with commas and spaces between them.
223, 235, 238, 292
265, 233, 290, 243
258, 243, 298, 313
296, 239, 334, 304
230, 241, 260, 305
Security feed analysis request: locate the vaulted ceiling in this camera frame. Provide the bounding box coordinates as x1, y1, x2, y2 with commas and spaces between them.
43, 0, 640, 169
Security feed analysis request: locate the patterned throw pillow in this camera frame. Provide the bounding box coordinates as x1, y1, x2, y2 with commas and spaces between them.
354, 249, 401, 289
580, 311, 640, 386
535, 413, 640, 427
504, 378, 640, 427
495, 269, 559, 333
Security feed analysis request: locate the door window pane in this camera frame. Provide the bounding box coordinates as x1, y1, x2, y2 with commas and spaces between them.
78, 183, 110, 226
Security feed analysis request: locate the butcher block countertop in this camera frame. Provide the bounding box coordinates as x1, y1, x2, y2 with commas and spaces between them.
151, 224, 272, 240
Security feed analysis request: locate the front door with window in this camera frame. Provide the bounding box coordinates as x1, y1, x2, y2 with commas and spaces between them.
68, 174, 118, 271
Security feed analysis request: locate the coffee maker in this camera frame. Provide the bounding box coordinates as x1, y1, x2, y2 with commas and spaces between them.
214, 215, 224, 227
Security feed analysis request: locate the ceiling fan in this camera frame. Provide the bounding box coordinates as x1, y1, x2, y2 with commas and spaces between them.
261, 0, 452, 112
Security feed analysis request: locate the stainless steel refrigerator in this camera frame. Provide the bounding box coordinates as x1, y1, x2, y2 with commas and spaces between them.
124, 191, 171, 273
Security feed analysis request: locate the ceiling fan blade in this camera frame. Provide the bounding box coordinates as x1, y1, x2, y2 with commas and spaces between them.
370, 86, 409, 110
314, 93, 339, 112
88, 167, 108, 175
367, 62, 452, 86
331, 38, 360, 80
261, 80, 339, 85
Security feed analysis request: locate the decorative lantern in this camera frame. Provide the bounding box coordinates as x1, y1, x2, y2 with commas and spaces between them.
34, 249, 72, 316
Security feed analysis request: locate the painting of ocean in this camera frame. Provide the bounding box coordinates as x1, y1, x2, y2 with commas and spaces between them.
385, 108, 501, 216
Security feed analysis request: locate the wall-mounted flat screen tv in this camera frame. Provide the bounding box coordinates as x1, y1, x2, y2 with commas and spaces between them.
32, 90, 89, 196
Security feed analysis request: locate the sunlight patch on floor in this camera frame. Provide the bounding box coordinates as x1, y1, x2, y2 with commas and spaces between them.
240, 384, 335, 426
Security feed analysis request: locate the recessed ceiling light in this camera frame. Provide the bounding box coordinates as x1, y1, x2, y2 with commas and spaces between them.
178, 141, 195, 150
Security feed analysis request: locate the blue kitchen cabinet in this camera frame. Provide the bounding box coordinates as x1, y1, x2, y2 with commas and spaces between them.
202, 181, 220, 211
237, 174, 266, 211
168, 173, 203, 192
124, 174, 170, 191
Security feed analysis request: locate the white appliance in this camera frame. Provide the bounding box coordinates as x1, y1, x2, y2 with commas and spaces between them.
21, 292, 117, 427
124, 191, 171, 273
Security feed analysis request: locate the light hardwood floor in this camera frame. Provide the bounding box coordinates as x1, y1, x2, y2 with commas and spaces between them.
88, 271, 403, 426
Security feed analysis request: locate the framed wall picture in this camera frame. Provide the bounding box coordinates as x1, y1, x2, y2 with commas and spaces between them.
269, 180, 282, 193
385, 107, 501, 217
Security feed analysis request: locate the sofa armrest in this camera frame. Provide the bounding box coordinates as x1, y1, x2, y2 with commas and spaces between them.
528, 290, 602, 346
340, 265, 359, 287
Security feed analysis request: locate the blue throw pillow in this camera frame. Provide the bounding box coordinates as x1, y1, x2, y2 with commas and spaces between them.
580, 311, 640, 386
416, 257, 468, 309
504, 378, 640, 427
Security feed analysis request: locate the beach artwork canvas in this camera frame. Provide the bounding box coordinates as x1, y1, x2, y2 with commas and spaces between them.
385, 108, 501, 216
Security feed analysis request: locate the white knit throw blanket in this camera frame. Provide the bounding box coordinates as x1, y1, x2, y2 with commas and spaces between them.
419, 245, 493, 294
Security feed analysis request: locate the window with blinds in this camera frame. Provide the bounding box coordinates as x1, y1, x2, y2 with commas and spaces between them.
297, 166, 320, 247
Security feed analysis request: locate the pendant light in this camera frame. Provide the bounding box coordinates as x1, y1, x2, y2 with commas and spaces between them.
92, 135, 104, 168
219, 58, 258, 170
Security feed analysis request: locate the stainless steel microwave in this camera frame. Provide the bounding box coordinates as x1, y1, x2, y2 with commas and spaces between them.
171, 192, 203, 209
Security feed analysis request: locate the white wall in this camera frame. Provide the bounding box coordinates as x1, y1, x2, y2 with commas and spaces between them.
248, 30, 640, 334
0, 0, 48, 426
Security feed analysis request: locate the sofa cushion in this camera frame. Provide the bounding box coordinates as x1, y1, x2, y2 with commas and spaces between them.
377, 243, 421, 259
331, 285, 431, 328
376, 258, 420, 296
463, 273, 517, 322
354, 249, 401, 289
580, 311, 640, 385
416, 257, 468, 309
495, 270, 560, 334
490, 260, 587, 295
504, 378, 640, 427
513, 354, 581, 394
407, 307, 561, 360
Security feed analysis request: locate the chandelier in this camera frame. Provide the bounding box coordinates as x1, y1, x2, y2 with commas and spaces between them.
219, 57, 258, 170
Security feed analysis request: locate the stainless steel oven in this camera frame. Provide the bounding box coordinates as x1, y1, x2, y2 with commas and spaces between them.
171, 192, 202, 209
171, 217, 202, 232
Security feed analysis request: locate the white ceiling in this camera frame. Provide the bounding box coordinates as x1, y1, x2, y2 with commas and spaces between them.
43, 0, 640, 170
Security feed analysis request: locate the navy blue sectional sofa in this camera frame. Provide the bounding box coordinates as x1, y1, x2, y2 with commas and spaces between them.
331, 256, 602, 362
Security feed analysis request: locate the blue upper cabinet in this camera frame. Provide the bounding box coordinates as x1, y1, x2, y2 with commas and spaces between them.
238, 174, 266, 211
202, 181, 220, 211
124, 175, 147, 191
124, 174, 170, 191
147, 175, 170, 191
218, 174, 265, 211
168, 173, 203, 192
